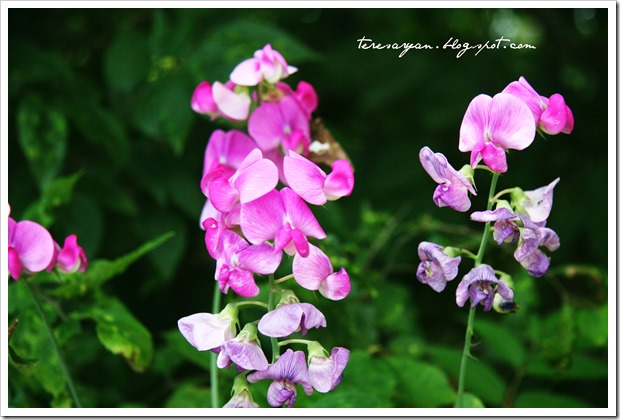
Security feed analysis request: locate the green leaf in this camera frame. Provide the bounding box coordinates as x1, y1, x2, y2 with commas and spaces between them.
576, 305, 608, 348
104, 29, 150, 93
475, 319, 526, 368
22, 171, 83, 227
165, 383, 212, 408
387, 357, 455, 407
514, 390, 591, 408
462, 392, 485, 408
8, 345, 39, 367
163, 329, 211, 371
73, 298, 153, 372
17, 94, 68, 190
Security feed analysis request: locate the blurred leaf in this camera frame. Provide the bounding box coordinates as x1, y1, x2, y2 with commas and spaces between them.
8, 345, 39, 367
104, 29, 149, 93
163, 329, 211, 372
17, 94, 68, 190
387, 357, 455, 407
311, 390, 388, 408
462, 392, 485, 408
576, 305, 607, 349
56, 193, 104, 258
54, 317, 82, 346
475, 319, 526, 368
165, 383, 211, 408
514, 390, 591, 408
73, 298, 153, 372
22, 171, 82, 227
541, 303, 576, 371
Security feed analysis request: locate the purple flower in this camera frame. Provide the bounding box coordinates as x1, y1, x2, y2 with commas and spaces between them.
177, 305, 237, 351
308, 346, 350, 393
217, 323, 269, 372
240, 188, 326, 257
459, 93, 536, 173
471, 207, 521, 245
519, 178, 560, 225
8, 213, 56, 280
284, 151, 354, 206
258, 301, 326, 338
419, 147, 476, 212
54, 234, 88, 274
292, 243, 351, 301
230, 44, 298, 86
503, 76, 574, 135
416, 241, 461, 293
247, 349, 313, 408
456, 264, 514, 311
223, 389, 260, 408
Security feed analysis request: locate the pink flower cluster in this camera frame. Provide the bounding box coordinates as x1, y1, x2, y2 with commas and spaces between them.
8, 205, 88, 280
179, 44, 354, 408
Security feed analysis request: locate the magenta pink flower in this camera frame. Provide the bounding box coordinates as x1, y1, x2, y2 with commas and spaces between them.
191, 80, 251, 121
54, 234, 88, 274
240, 188, 326, 257
276, 81, 318, 118
177, 306, 237, 351
258, 301, 326, 338
202, 129, 258, 178
419, 146, 476, 212
459, 93, 536, 173
308, 346, 350, 393
8, 216, 56, 280
503, 76, 574, 135
248, 96, 311, 155
284, 151, 354, 206
204, 148, 279, 213
292, 244, 351, 300
247, 349, 313, 408
230, 44, 298, 86
214, 230, 282, 297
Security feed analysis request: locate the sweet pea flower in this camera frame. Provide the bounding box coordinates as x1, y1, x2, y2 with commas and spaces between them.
416, 241, 461, 293
292, 243, 351, 300
276, 81, 318, 118
230, 44, 298, 86
419, 146, 477, 212
248, 96, 311, 155
512, 178, 560, 225
503, 76, 574, 135
202, 129, 258, 179
307, 343, 350, 393
459, 92, 536, 173
284, 151, 354, 206
54, 234, 88, 274
240, 188, 326, 257
177, 304, 238, 351
456, 264, 514, 311
247, 349, 313, 408
8, 214, 56, 280
191, 81, 251, 121
214, 230, 282, 297
217, 323, 269, 371
224, 376, 260, 408
258, 291, 326, 338
204, 148, 279, 213
470, 207, 522, 245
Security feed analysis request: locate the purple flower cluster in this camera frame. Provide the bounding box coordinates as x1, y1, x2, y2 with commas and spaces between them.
178, 45, 352, 408
417, 77, 571, 310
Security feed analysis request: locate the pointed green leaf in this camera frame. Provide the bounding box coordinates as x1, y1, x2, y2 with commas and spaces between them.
387, 357, 455, 407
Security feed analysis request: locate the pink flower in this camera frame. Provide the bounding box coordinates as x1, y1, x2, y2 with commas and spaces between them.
248, 96, 311, 155
276, 81, 318, 118
240, 188, 326, 257
203, 148, 279, 213
419, 146, 476, 212
459, 92, 536, 173
292, 243, 351, 300
230, 44, 298, 86
308, 346, 350, 393
503, 76, 574, 135
214, 230, 282, 297
54, 234, 88, 274
177, 305, 237, 351
284, 151, 354, 206
216, 323, 269, 371
258, 302, 326, 338
8, 215, 56, 280
191, 81, 251, 121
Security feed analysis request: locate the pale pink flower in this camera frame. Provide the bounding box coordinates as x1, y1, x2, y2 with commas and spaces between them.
308, 346, 350, 393
292, 243, 350, 300
8, 215, 56, 280
177, 306, 237, 351
191, 81, 251, 121
230, 44, 297, 86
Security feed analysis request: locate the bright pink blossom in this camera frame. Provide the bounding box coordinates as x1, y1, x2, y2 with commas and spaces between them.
503, 76, 574, 135
55, 234, 88, 274
8, 216, 56, 280
276, 81, 318, 118
284, 151, 354, 206
292, 243, 350, 300
191, 81, 251, 121
459, 93, 536, 173
230, 44, 297, 86
240, 188, 326, 257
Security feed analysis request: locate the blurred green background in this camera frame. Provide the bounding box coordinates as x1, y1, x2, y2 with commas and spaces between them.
7, 8, 609, 408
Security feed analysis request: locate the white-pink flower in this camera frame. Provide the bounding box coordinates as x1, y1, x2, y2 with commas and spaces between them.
177, 307, 237, 352
8, 214, 56, 280
191, 81, 251, 121
230, 44, 297, 86
292, 244, 350, 300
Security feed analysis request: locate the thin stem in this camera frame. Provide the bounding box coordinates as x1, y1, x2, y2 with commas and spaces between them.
210, 282, 221, 408
451, 248, 478, 260
278, 339, 315, 347
23, 278, 82, 408
267, 274, 280, 363
455, 171, 500, 408
492, 187, 517, 203
232, 300, 269, 309
274, 273, 295, 285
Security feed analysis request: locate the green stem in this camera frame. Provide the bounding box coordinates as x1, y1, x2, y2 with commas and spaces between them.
268, 274, 280, 363
211, 282, 221, 408
278, 339, 315, 347
454, 171, 500, 408
274, 273, 295, 285
23, 278, 82, 408
232, 300, 269, 309
492, 187, 517, 203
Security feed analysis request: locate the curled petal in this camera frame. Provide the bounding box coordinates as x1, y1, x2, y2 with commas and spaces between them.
284, 151, 327, 205
320, 268, 351, 301
191, 81, 218, 115
10, 220, 55, 274
177, 313, 234, 351
212, 81, 251, 121
539, 94, 568, 135
230, 58, 262, 86
520, 249, 550, 277
459, 94, 492, 153
324, 160, 355, 201
471, 207, 517, 222
224, 340, 269, 371
292, 243, 331, 290
523, 178, 560, 224
228, 269, 260, 298
240, 189, 285, 245
309, 347, 350, 393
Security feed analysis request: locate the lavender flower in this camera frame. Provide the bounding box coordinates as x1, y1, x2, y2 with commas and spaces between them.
308, 345, 350, 393
456, 264, 514, 311
416, 241, 461, 292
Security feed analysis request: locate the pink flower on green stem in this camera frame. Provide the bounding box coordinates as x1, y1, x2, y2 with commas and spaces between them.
503, 76, 574, 135
216, 323, 269, 372
177, 305, 237, 351
240, 188, 326, 257
276, 81, 318, 118
419, 146, 476, 212
230, 44, 298, 86
8, 215, 56, 280
191, 81, 251, 121
284, 151, 354, 206
308, 345, 350, 393
459, 92, 536, 173
258, 301, 326, 338
292, 243, 351, 300
54, 234, 88, 274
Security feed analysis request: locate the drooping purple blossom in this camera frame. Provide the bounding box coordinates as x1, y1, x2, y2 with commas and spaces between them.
177, 305, 237, 351
292, 243, 351, 301
8, 214, 56, 280
419, 146, 477, 212
416, 241, 461, 293
519, 178, 560, 225
455, 264, 514, 311
247, 349, 313, 408
308, 346, 350, 393
459, 92, 536, 173
216, 323, 269, 372
258, 301, 326, 338
230, 44, 298, 87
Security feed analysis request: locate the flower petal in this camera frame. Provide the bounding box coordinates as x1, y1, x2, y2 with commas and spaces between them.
539, 94, 568, 135
228, 268, 260, 298
209, 175, 239, 213
225, 340, 269, 371
283, 151, 327, 205
12, 220, 55, 273
191, 81, 218, 115
324, 160, 354, 201
238, 243, 282, 275
299, 302, 327, 335
523, 178, 559, 224
248, 102, 285, 151
292, 243, 332, 291
320, 268, 351, 301
240, 189, 285, 245
230, 58, 262, 86
281, 188, 326, 240
232, 149, 278, 204
177, 313, 233, 351
212, 81, 251, 121
258, 304, 305, 338
502, 76, 544, 122
459, 94, 492, 153
487, 92, 536, 151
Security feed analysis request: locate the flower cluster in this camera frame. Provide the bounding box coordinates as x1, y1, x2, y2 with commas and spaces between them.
179, 44, 353, 408
8, 205, 88, 281
417, 77, 572, 310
